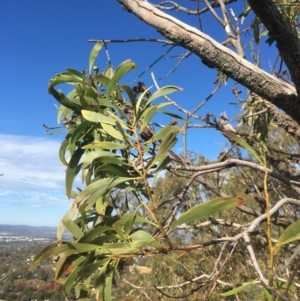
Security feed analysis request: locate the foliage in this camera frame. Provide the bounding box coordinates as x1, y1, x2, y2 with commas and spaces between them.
31, 1, 300, 300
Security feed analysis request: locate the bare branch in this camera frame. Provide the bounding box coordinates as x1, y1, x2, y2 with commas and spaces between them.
88, 38, 173, 44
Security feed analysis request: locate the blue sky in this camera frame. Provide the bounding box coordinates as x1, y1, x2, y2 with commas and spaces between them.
0, 1, 257, 226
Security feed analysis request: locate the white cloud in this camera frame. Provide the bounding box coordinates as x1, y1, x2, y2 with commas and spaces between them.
0, 134, 68, 207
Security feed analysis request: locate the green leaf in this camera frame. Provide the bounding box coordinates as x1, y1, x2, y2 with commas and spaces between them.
57, 205, 79, 241
66, 68, 86, 80
78, 226, 115, 243
70, 120, 91, 145
32, 243, 104, 269
82, 141, 127, 151
104, 269, 113, 301
96, 164, 131, 177
95, 260, 111, 301
66, 146, 85, 198
77, 259, 109, 284
112, 220, 128, 242
274, 219, 300, 255
169, 197, 244, 231
153, 155, 173, 179
152, 130, 178, 166
118, 213, 158, 228
135, 87, 152, 118
139, 105, 159, 133
81, 110, 116, 125
222, 131, 264, 164
158, 109, 183, 120
120, 84, 137, 115
56, 104, 67, 124
59, 140, 69, 166
63, 256, 87, 294
81, 150, 121, 164
89, 42, 103, 75
50, 87, 82, 112
102, 123, 126, 141
130, 230, 161, 249
146, 85, 182, 106
30, 242, 58, 270
76, 177, 139, 208
220, 279, 258, 296
123, 212, 137, 234
62, 220, 84, 239
93, 74, 110, 86
147, 125, 181, 144
106, 60, 137, 98
101, 242, 134, 255
48, 72, 84, 91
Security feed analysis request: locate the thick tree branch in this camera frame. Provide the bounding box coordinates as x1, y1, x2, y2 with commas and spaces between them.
247, 0, 300, 100
118, 0, 300, 125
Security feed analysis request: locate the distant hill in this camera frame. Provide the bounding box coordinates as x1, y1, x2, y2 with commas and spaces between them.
0, 224, 58, 237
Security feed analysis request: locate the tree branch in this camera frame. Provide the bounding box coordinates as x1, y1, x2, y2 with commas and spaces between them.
117, 0, 300, 125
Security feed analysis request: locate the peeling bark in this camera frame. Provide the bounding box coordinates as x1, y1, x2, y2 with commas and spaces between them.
118, 0, 300, 125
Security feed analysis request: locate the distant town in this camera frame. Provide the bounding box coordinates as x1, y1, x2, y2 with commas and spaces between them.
0, 224, 71, 242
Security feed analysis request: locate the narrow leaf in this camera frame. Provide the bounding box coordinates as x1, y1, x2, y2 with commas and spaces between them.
169, 197, 244, 231
89, 42, 103, 75
66, 146, 85, 198
81, 141, 127, 151
222, 131, 263, 164
220, 279, 258, 296
146, 85, 182, 106
274, 220, 300, 255
81, 110, 116, 125
62, 219, 84, 239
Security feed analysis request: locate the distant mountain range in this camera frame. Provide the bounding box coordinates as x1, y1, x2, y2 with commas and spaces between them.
0, 224, 58, 237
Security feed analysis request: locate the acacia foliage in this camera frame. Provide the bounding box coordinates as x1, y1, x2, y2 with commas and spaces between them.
31, 1, 300, 300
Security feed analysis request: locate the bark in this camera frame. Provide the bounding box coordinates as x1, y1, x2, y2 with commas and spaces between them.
247, 0, 300, 100
118, 0, 300, 125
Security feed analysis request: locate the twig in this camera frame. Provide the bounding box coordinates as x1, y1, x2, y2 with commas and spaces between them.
131, 46, 175, 85
88, 38, 173, 45
160, 51, 191, 79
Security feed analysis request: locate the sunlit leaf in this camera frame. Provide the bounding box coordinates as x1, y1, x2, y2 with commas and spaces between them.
48, 72, 84, 91
118, 213, 158, 228
106, 60, 137, 98
59, 140, 70, 166
57, 205, 79, 241
102, 123, 126, 141
220, 279, 258, 296
139, 105, 159, 133
81, 110, 116, 125
169, 197, 244, 231
66, 67, 86, 80
89, 42, 103, 75
274, 219, 300, 255
153, 130, 178, 166
130, 230, 161, 248
82, 141, 127, 150
62, 219, 84, 239
145, 85, 183, 107
81, 150, 121, 164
